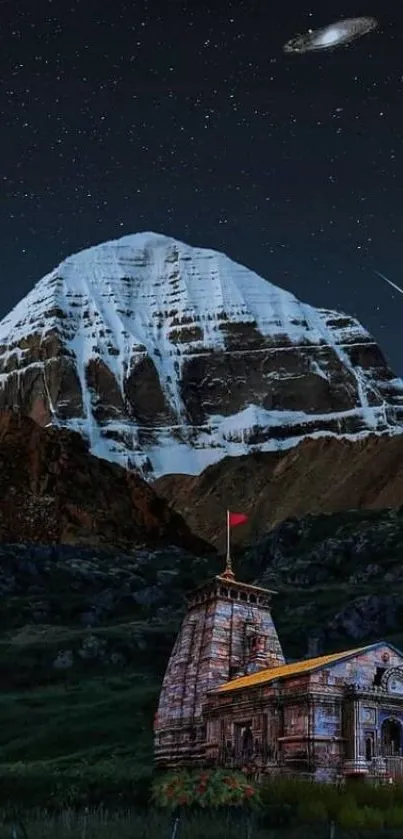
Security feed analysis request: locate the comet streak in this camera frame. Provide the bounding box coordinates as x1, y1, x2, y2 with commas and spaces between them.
374, 269, 403, 296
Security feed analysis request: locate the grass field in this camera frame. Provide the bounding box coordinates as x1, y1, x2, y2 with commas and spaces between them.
4, 805, 403, 839
0, 809, 311, 839
0, 612, 166, 809
0, 663, 158, 809
0, 809, 258, 839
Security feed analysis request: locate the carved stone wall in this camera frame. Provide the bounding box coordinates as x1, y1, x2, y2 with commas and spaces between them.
154, 582, 403, 776
154, 575, 284, 767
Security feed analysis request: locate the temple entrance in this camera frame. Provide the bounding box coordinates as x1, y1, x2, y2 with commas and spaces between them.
241, 726, 254, 760
381, 719, 402, 756
234, 722, 254, 762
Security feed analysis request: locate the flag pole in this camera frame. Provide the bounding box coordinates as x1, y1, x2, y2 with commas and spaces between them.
223, 509, 234, 579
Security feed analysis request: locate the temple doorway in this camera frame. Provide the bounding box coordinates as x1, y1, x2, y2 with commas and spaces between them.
235, 722, 254, 760
241, 726, 254, 759
381, 719, 402, 756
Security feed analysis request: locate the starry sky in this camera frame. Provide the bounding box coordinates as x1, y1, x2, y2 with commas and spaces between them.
1, 0, 403, 372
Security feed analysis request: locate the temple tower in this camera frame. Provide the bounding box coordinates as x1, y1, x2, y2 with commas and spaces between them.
154, 557, 284, 767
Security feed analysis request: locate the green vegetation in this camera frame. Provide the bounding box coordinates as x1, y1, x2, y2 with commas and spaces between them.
6, 780, 403, 837
0, 809, 262, 839
0, 809, 276, 839
0, 669, 156, 810
0, 543, 222, 809
255, 777, 403, 833
152, 768, 260, 809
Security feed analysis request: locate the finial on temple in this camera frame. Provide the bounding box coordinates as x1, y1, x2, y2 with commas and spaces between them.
221, 549, 235, 580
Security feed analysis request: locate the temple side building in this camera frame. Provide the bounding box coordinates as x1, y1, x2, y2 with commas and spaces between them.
154, 558, 403, 781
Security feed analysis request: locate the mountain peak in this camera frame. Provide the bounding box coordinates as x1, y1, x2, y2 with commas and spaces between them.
0, 233, 402, 479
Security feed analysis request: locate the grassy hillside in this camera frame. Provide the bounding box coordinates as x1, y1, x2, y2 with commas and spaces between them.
0, 543, 221, 808
0, 668, 157, 809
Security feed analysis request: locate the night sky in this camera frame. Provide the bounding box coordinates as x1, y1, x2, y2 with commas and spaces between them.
1, 0, 403, 372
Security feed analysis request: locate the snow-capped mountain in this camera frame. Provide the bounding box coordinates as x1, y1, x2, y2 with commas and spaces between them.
0, 231, 402, 479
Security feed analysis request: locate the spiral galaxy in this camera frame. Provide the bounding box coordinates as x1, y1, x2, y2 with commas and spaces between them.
283, 17, 378, 54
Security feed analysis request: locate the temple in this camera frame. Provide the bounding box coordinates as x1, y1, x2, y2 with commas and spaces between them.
154, 557, 403, 781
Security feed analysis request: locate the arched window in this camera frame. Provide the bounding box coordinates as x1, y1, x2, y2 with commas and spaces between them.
382, 719, 402, 756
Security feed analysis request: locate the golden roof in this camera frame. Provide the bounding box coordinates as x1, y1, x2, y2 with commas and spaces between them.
213, 645, 368, 693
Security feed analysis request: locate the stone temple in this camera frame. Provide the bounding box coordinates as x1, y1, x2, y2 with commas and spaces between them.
154, 558, 403, 781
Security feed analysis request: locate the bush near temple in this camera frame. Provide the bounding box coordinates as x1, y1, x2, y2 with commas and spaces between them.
151, 768, 260, 811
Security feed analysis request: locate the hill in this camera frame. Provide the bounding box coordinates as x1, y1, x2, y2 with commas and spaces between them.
0, 411, 208, 553
155, 434, 403, 549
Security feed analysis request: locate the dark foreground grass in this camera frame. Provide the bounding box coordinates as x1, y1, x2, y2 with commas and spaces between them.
2, 809, 403, 839
0, 809, 258, 839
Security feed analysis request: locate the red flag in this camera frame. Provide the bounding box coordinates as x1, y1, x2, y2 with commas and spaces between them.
228, 511, 248, 528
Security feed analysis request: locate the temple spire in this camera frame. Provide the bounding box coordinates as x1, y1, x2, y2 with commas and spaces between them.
221, 510, 236, 580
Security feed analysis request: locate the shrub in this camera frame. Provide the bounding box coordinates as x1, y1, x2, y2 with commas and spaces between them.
360, 806, 384, 829
152, 768, 260, 811
0, 760, 153, 811
384, 805, 403, 828
297, 799, 328, 824
338, 805, 365, 830
348, 779, 395, 811
259, 778, 329, 828
259, 801, 294, 828
259, 777, 316, 809
319, 788, 355, 821
388, 781, 403, 806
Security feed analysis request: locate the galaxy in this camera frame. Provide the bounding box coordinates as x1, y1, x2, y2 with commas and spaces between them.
284, 17, 379, 55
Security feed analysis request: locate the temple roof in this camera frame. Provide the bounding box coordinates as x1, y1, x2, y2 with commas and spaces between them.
186, 573, 277, 601
212, 645, 370, 693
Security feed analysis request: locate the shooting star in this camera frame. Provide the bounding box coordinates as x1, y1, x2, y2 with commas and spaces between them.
374, 269, 403, 296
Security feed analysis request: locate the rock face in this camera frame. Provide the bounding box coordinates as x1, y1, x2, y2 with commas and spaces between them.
241, 508, 403, 657
154, 434, 403, 550
0, 540, 222, 691
0, 411, 207, 552
0, 231, 402, 479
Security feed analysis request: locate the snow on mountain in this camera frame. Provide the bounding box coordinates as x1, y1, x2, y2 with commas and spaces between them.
0, 231, 402, 479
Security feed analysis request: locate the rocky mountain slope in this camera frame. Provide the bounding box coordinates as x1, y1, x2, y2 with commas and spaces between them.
155, 433, 403, 549
2, 507, 403, 805
0, 232, 402, 480
242, 507, 403, 657
0, 411, 207, 552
